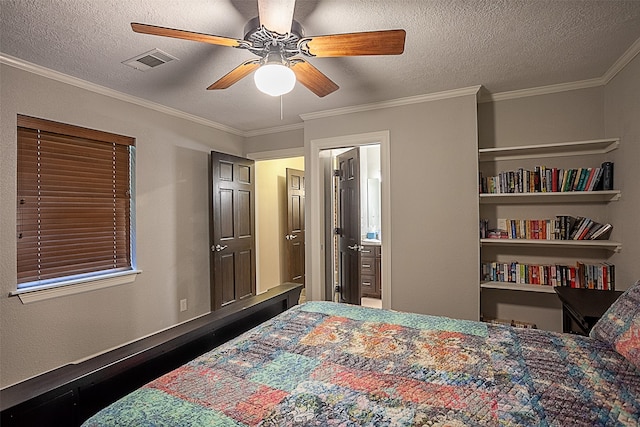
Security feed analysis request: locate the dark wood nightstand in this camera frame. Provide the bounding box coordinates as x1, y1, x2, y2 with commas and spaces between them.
555, 287, 623, 335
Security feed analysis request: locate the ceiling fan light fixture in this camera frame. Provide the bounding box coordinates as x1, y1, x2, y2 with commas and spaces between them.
254, 63, 296, 96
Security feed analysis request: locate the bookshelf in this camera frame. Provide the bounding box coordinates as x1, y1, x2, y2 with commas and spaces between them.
479, 190, 621, 204
478, 138, 619, 162
481, 281, 557, 294
480, 238, 621, 253
479, 138, 621, 331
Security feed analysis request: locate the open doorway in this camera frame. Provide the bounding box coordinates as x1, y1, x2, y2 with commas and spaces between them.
308, 131, 391, 309
326, 145, 382, 308
253, 156, 305, 295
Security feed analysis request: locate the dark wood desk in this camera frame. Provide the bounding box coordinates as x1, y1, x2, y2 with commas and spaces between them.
555, 287, 623, 335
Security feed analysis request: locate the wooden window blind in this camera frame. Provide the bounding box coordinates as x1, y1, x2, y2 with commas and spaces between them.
16, 115, 135, 287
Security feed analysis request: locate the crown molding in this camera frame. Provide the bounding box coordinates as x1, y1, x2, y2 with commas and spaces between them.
478, 78, 604, 103
300, 85, 482, 121
0, 53, 245, 137
479, 35, 640, 103
244, 122, 304, 138
602, 35, 640, 84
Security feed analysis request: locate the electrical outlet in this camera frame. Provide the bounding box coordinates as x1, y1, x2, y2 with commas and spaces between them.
180, 299, 187, 312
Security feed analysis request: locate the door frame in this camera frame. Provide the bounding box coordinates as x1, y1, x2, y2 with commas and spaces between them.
247, 148, 305, 293
307, 131, 391, 309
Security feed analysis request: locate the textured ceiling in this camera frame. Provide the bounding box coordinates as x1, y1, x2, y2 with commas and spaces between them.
2, 0, 640, 134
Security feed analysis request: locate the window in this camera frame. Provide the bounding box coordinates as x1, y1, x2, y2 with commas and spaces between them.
16, 115, 136, 295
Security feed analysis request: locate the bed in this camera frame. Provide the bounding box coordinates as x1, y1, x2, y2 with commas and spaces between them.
83, 284, 640, 426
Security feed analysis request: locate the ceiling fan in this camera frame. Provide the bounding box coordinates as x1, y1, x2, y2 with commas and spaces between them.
131, 0, 406, 97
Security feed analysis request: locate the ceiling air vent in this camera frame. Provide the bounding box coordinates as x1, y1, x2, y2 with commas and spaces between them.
122, 48, 178, 71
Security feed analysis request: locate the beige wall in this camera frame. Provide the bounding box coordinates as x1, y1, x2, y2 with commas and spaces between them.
605, 53, 640, 289
304, 95, 481, 321
255, 157, 304, 294
478, 87, 605, 147
244, 128, 304, 154
0, 65, 243, 388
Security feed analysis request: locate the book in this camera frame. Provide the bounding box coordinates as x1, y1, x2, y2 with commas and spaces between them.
583, 221, 604, 240
583, 168, 596, 191
576, 219, 594, 240
487, 230, 508, 238
557, 169, 564, 192
587, 167, 603, 191
576, 168, 591, 191
560, 169, 570, 191
479, 219, 489, 238
606, 263, 615, 290
556, 215, 578, 240
534, 166, 541, 192
601, 162, 614, 190
569, 216, 587, 239
571, 167, 583, 191
562, 169, 575, 192
589, 223, 612, 240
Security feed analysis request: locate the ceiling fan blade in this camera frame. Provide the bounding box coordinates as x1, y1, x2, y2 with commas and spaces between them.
258, 0, 296, 35
290, 59, 339, 97
131, 23, 246, 48
300, 29, 406, 57
207, 59, 261, 90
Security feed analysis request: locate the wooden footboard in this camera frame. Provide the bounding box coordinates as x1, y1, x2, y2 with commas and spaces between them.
0, 283, 303, 427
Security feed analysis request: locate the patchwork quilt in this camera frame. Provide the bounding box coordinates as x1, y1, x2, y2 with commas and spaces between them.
83, 302, 640, 426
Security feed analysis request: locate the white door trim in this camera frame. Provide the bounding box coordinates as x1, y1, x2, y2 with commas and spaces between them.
307, 131, 391, 309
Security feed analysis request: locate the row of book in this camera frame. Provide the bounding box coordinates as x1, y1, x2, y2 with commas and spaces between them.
483, 318, 537, 329
556, 215, 613, 240
479, 162, 614, 194
481, 261, 615, 290
480, 216, 613, 241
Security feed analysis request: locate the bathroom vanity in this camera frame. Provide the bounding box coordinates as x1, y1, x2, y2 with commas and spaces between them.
360, 240, 381, 298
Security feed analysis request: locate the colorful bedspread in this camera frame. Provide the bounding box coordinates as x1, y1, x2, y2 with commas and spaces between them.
83, 302, 640, 426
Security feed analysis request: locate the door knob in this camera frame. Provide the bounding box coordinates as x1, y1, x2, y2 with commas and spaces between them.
212, 244, 228, 252
348, 244, 361, 251
285, 234, 298, 240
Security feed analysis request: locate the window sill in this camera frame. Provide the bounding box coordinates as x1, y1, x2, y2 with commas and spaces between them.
12, 270, 142, 304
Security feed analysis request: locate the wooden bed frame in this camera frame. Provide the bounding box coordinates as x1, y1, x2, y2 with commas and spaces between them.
0, 283, 303, 427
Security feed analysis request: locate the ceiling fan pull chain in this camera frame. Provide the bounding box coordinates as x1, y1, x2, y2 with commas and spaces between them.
280, 95, 284, 120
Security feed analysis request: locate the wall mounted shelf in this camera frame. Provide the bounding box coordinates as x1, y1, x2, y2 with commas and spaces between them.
479, 190, 621, 204
478, 138, 620, 162
480, 238, 621, 253
481, 281, 558, 294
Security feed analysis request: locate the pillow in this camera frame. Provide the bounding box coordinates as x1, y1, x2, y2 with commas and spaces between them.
590, 280, 640, 371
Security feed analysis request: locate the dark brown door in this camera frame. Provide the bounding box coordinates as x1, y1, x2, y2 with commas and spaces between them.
285, 168, 305, 284
210, 151, 256, 310
337, 148, 361, 305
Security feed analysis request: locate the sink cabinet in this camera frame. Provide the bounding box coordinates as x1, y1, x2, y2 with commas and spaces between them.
360, 244, 381, 298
